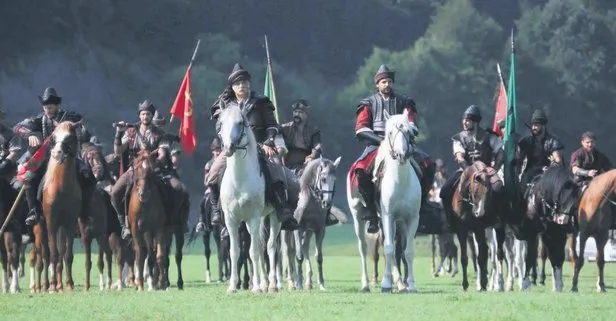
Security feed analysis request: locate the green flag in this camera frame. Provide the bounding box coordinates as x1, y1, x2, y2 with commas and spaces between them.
263, 35, 280, 123
504, 29, 518, 192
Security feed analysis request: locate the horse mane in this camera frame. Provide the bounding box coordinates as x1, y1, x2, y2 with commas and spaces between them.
585, 169, 616, 198
536, 166, 578, 204
299, 158, 335, 193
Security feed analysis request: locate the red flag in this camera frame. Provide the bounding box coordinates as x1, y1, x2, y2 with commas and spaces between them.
170, 66, 196, 155
16, 138, 51, 182
492, 68, 508, 137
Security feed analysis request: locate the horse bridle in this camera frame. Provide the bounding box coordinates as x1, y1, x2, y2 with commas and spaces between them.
387, 124, 415, 161
310, 165, 335, 207
461, 171, 488, 207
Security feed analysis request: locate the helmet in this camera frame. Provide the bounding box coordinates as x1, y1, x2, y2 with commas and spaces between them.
530, 109, 548, 125
138, 99, 156, 115
374, 64, 395, 84
463, 105, 482, 122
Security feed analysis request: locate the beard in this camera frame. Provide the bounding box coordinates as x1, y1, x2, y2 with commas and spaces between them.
293, 116, 303, 124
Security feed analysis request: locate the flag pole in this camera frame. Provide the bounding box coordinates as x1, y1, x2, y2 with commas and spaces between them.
170, 39, 201, 123
264, 34, 279, 122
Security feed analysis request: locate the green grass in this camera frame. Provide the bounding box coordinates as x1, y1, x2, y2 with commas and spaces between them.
1, 225, 616, 321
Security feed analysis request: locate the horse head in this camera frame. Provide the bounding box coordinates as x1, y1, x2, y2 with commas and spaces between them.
131, 149, 156, 203
308, 156, 341, 209
218, 102, 252, 157
382, 109, 417, 164
50, 121, 81, 164
460, 161, 492, 218
531, 166, 580, 225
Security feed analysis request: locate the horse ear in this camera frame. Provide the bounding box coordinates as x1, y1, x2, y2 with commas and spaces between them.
402, 108, 409, 119
333, 156, 341, 168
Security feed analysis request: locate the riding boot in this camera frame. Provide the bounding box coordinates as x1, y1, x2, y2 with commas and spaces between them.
196, 196, 207, 233
272, 183, 299, 231
24, 183, 42, 226
208, 185, 223, 226
355, 169, 379, 233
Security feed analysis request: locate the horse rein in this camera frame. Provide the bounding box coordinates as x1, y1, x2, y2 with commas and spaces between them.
310, 165, 335, 207
387, 124, 415, 161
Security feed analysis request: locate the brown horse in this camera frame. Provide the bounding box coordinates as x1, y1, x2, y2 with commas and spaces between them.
0, 181, 26, 293
81, 146, 124, 290
127, 149, 170, 291
446, 161, 502, 291
571, 169, 616, 292
42, 121, 82, 292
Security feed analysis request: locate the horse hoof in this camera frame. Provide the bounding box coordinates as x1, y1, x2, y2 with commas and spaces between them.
268, 286, 278, 293
398, 288, 408, 293
381, 287, 392, 293
305, 283, 313, 290
571, 287, 578, 293
360, 286, 370, 293
597, 287, 606, 293
252, 288, 263, 295
227, 287, 237, 294
319, 285, 326, 291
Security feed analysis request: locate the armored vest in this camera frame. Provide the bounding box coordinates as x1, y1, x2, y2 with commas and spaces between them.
360, 93, 409, 136
453, 128, 494, 165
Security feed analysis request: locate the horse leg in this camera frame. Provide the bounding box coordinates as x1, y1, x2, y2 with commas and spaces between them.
431, 235, 437, 276
266, 216, 280, 293
380, 213, 394, 293
246, 216, 263, 294
226, 220, 240, 293
457, 231, 469, 291
281, 230, 296, 291
203, 230, 212, 283
46, 225, 59, 293
174, 229, 184, 290
315, 228, 326, 291
156, 231, 170, 291
474, 229, 489, 291
101, 237, 113, 290
1, 243, 8, 293
370, 233, 380, 285
64, 231, 75, 291
352, 213, 371, 292
484, 227, 497, 291
544, 229, 566, 292
449, 238, 459, 277
494, 226, 506, 292
539, 239, 547, 286
522, 234, 538, 291
294, 230, 305, 290
302, 229, 314, 291
19, 242, 26, 278
503, 229, 516, 291
6, 233, 21, 293
571, 229, 587, 292
467, 235, 478, 277
82, 234, 92, 291
594, 230, 609, 293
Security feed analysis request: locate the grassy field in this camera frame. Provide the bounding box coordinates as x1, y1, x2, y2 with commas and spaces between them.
2, 224, 616, 321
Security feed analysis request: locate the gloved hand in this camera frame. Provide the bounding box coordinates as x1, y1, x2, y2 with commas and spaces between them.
0, 159, 16, 176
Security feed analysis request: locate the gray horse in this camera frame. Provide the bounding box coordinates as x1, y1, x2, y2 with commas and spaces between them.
283, 156, 343, 290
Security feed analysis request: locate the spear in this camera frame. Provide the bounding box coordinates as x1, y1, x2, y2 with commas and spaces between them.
264, 34, 280, 122
170, 39, 201, 123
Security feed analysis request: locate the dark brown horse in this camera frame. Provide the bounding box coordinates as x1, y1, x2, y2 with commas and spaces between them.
127, 149, 170, 291
519, 166, 579, 292
42, 121, 82, 292
0, 180, 26, 293
447, 161, 501, 291
571, 169, 616, 292
81, 146, 124, 290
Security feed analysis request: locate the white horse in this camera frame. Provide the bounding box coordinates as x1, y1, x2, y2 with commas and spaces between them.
347, 109, 422, 293
218, 103, 280, 294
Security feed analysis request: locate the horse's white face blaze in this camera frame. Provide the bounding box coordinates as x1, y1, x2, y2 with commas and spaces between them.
384, 114, 415, 163
51, 129, 71, 162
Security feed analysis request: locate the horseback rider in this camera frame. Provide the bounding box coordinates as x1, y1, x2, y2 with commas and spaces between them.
111, 99, 166, 239
152, 110, 181, 178
350, 64, 434, 233
0, 108, 22, 207
570, 131, 612, 189
517, 109, 564, 194
279, 99, 338, 226
13, 87, 93, 226
205, 63, 299, 231
195, 137, 222, 233
279, 99, 322, 174
439, 105, 504, 217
